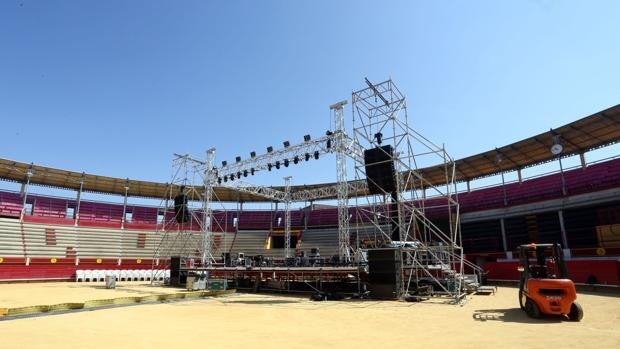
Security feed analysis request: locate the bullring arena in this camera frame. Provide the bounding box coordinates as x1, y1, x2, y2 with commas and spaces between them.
0, 77, 619, 348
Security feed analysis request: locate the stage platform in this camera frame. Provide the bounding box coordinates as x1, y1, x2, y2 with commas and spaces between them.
201, 266, 364, 281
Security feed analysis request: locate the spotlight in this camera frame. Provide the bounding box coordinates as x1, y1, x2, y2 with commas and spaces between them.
250, 151, 256, 158
237, 172, 242, 179
224, 176, 228, 183
243, 170, 248, 177
268, 163, 272, 171
314, 151, 320, 160
229, 174, 235, 181
305, 153, 310, 161
293, 156, 299, 164
250, 168, 255, 175
275, 161, 281, 169
221, 161, 228, 167
267, 146, 273, 153
218, 177, 222, 184
326, 139, 332, 149
374, 132, 383, 145
304, 135, 311, 142
284, 159, 289, 167
235, 156, 242, 163
283, 141, 290, 148
326, 130, 333, 136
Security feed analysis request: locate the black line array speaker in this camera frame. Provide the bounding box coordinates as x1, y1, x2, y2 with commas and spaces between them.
222, 252, 232, 267
174, 193, 189, 224
367, 248, 402, 299
169, 256, 182, 286
364, 145, 397, 195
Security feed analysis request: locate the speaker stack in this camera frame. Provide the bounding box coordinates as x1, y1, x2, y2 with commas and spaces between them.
367, 248, 402, 299
364, 146, 402, 241
363, 145, 397, 196
169, 256, 185, 286
174, 193, 189, 224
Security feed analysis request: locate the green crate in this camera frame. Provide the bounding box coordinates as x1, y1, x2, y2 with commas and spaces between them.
207, 279, 228, 291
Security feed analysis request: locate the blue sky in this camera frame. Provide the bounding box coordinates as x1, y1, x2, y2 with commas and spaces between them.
1, 0, 619, 193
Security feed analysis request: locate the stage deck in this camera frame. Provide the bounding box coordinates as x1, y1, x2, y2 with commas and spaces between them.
200, 266, 363, 282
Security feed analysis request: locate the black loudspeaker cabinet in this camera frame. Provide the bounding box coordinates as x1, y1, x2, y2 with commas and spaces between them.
222, 252, 231, 267
367, 248, 402, 299
174, 194, 189, 224
364, 145, 397, 195
169, 256, 183, 286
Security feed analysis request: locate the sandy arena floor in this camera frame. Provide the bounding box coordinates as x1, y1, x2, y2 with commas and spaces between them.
0, 282, 618, 349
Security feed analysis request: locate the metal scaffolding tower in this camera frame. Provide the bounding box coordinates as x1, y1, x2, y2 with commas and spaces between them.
331, 100, 351, 263
350, 78, 478, 302
283, 176, 292, 259
201, 148, 217, 266
151, 152, 217, 283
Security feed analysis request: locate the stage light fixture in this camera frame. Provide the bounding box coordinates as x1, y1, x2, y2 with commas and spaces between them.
243, 170, 248, 177
326, 139, 332, 149
217, 178, 222, 184
305, 153, 310, 161
284, 159, 289, 167
293, 156, 299, 164
250, 151, 256, 158
304, 135, 311, 142
374, 132, 383, 145
237, 172, 242, 179
229, 174, 235, 181
275, 161, 280, 169
268, 163, 272, 171
250, 168, 255, 175
235, 156, 242, 163
223, 176, 228, 183
221, 161, 227, 167
283, 141, 290, 148
267, 146, 273, 153
326, 130, 333, 136
314, 151, 320, 160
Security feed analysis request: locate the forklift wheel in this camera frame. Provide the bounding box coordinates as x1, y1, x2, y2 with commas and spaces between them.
525, 298, 540, 318
568, 302, 583, 321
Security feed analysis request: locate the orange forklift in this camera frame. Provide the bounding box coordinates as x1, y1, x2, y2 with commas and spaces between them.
517, 243, 583, 321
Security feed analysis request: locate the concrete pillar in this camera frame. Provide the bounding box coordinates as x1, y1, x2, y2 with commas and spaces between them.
579, 152, 587, 169
558, 210, 569, 249
500, 218, 508, 254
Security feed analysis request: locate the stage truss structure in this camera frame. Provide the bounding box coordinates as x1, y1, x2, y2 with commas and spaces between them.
151, 78, 481, 301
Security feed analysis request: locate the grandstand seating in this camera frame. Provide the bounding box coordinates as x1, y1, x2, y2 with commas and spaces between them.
228, 230, 270, 257
1, 158, 617, 230
0, 218, 25, 257
0, 191, 22, 218
0, 158, 618, 282
299, 228, 339, 257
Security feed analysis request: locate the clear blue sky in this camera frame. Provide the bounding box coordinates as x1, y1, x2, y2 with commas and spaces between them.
1, 0, 619, 190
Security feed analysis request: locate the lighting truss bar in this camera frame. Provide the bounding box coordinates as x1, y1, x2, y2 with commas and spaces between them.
217, 134, 363, 179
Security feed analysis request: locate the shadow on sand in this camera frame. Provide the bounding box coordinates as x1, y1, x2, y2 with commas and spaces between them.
222, 299, 301, 305
472, 308, 564, 324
